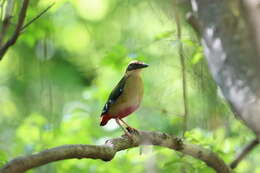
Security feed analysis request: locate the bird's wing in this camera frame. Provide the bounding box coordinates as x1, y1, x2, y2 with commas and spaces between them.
101, 75, 128, 116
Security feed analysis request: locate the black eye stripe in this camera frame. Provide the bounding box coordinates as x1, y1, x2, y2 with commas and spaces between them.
127, 63, 141, 71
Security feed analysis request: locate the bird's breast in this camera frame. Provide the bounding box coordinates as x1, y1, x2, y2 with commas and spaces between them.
123, 75, 143, 104
108, 74, 144, 117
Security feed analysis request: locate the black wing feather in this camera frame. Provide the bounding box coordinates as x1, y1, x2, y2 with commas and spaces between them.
101, 76, 128, 116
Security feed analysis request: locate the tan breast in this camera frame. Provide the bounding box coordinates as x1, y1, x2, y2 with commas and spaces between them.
108, 74, 144, 117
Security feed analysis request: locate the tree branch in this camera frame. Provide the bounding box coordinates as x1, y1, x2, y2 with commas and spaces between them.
0, 0, 15, 45
0, 0, 30, 60
230, 138, 259, 169
21, 2, 55, 32
186, 12, 201, 36
0, 130, 231, 173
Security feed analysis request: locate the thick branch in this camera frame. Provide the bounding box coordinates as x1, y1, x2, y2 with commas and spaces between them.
0, 0, 30, 60
0, 130, 231, 173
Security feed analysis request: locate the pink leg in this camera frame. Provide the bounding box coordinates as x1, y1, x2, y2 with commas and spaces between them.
119, 119, 138, 133
119, 119, 132, 128
115, 118, 131, 137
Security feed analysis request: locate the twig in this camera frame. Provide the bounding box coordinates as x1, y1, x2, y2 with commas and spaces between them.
173, 0, 189, 137
230, 138, 259, 169
0, 0, 14, 45
0, 130, 232, 173
0, 0, 30, 60
21, 2, 55, 32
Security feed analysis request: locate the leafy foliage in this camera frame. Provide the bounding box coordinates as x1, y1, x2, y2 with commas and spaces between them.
0, 0, 259, 173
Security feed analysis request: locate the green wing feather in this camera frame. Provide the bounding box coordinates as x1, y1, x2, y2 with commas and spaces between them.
101, 76, 128, 116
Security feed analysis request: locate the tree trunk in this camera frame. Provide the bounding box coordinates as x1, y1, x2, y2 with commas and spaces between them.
190, 0, 260, 138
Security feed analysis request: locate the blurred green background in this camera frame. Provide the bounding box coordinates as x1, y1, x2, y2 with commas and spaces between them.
0, 0, 259, 172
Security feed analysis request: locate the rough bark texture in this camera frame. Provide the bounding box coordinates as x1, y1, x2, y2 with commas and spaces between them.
190, 0, 260, 138
0, 130, 231, 173
243, 0, 260, 54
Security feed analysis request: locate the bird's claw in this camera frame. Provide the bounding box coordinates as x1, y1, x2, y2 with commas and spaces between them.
126, 127, 139, 134
122, 127, 139, 139
123, 131, 133, 139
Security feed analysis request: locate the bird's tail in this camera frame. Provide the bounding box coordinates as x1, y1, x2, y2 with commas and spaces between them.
100, 114, 111, 126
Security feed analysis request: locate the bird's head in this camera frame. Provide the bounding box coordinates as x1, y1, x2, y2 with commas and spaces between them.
125, 61, 149, 75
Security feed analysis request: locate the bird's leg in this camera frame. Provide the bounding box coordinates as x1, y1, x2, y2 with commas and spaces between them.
119, 118, 133, 128
119, 119, 138, 134
115, 118, 131, 138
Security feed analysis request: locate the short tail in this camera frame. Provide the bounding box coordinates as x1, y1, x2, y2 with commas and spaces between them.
100, 114, 111, 126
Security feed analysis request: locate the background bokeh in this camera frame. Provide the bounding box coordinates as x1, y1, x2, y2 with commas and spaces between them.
0, 0, 259, 172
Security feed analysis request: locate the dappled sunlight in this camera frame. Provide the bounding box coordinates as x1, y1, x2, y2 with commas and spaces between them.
76, 0, 110, 21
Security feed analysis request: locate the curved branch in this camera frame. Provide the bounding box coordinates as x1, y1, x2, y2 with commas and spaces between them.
0, 130, 231, 173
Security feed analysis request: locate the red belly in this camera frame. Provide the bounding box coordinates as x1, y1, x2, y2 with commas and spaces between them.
100, 104, 140, 126
116, 105, 139, 119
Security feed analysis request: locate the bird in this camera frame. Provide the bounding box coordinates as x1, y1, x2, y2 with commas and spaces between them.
100, 60, 148, 136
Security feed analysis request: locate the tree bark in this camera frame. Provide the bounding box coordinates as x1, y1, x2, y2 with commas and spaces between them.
0, 130, 231, 173
190, 0, 260, 138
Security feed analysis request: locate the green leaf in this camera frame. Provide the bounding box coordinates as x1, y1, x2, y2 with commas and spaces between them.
191, 52, 203, 64
154, 30, 175, 41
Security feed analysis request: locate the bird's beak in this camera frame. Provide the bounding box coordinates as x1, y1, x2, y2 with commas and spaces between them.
137, 63, 149, 69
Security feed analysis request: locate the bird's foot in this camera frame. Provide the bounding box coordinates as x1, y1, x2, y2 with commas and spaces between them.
122, 127, 139, 139
126, 127, 139, 134
123, 131, 133, 139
